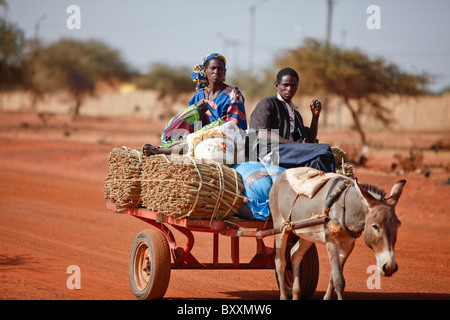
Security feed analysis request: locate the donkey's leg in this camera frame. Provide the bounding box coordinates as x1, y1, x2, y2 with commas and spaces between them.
324, 241, 339, 300
325, 240, 346, 300
290, 238, 313, 300
324, 239, 355, 300
335, 239, 355, 300
274, 232, 289, 300
324, 273, 335, 300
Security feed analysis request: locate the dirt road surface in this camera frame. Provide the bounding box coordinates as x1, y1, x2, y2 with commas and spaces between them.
0, 111, 449, 300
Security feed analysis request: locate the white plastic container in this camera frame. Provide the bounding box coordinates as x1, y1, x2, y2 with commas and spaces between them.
194, 137, 235, 164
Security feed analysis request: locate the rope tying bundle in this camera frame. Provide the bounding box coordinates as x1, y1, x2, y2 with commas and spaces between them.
105, 148, 246, 220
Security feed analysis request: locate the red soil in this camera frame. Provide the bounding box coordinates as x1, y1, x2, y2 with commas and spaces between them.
0, 111, 449, 300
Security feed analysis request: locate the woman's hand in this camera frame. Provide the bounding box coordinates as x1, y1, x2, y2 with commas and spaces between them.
142, 144, 156, 157
197, 100, 209, 113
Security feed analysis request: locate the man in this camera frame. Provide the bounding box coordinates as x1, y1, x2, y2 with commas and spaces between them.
249, 67, 335, 172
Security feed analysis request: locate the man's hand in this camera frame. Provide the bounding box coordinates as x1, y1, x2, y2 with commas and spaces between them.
310, 99, 322, 117
308, 99, 321, 142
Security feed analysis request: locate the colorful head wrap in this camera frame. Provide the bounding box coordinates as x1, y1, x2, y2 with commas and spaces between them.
190, 53, 227, 90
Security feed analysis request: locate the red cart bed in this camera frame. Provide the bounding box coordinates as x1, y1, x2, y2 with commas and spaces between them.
106, 201, 323, 300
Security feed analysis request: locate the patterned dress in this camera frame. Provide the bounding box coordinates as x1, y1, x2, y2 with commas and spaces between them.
161, 86, 247, 148
189, 86, 247, 130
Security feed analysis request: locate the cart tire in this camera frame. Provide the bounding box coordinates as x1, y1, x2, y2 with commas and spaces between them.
276, 236, 319, 300
129, 228, 171, 300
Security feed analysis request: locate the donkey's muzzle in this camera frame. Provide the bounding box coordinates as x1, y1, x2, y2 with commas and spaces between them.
381, 262, 398, 277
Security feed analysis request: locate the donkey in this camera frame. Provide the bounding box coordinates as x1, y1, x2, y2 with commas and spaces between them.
269, 169, 406, 300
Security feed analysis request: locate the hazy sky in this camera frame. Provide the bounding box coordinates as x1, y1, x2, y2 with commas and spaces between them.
5, 0, 450, 91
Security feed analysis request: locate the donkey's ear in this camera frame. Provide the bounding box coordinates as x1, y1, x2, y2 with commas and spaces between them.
354, 179, 379, 209
386, 180, 406, 207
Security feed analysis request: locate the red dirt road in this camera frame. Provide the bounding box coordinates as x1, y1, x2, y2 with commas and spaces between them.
0, 112, 449, 300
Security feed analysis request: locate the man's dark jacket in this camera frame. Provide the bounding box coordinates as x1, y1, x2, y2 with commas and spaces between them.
249, 96, 314, 143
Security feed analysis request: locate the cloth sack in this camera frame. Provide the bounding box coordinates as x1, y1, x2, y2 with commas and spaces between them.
233, 162, 285, 220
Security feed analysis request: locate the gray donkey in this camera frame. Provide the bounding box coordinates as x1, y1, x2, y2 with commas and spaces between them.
269, 168, 406, 300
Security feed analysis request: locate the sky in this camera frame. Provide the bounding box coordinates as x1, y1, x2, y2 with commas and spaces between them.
4, 0, 450, 92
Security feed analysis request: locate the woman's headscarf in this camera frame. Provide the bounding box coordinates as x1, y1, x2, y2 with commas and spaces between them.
190, 53, 227, 90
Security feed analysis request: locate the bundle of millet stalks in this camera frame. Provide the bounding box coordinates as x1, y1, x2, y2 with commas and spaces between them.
140, 154, 246, 219
104, 147, 143, 208
332, 146, 355, 179
104, 149, 246, 219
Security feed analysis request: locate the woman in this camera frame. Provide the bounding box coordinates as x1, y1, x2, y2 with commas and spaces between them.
144, 53, 247, 156
187, 53, 247, 130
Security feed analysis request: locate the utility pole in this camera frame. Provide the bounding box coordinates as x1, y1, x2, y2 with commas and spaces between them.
325, 0, 333, 48
217, 33, 241, 72
34, 14, 46, 46
248, 0, 268, 74
322, 0, 334, 129
336, 29, 347, 130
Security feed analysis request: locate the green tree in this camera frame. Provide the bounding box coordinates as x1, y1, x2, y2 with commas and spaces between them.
229, 69, 275, 101
276, 38, 431, 145
0, 3, 26, 106
132, 63, 196, 118
134, 63, 193, 101
27, 38, 130, 118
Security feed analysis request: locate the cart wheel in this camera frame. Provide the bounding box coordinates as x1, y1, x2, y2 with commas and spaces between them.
129, 228, 171, 300
276, 235, 319, 300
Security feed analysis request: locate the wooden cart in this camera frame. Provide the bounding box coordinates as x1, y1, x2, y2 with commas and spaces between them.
106, 201, 326, 300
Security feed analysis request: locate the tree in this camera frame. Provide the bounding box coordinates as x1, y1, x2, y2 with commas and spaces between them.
0, 4, 26, 107
27, 38, 130, 118
132, 63, 197, 118
229, 69, 275, 101
276, 38, 431, 145
134, 63, 193, 103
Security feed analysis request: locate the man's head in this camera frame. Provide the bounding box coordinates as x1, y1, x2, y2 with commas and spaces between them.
275, 67, 299, 103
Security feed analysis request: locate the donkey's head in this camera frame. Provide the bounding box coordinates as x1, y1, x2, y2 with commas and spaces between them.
354, 179, 406, 277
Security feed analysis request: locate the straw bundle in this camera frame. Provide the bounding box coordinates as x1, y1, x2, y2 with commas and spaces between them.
104, 147, 143, 208
140, 154, 246, 219
332, 146, 355, 179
